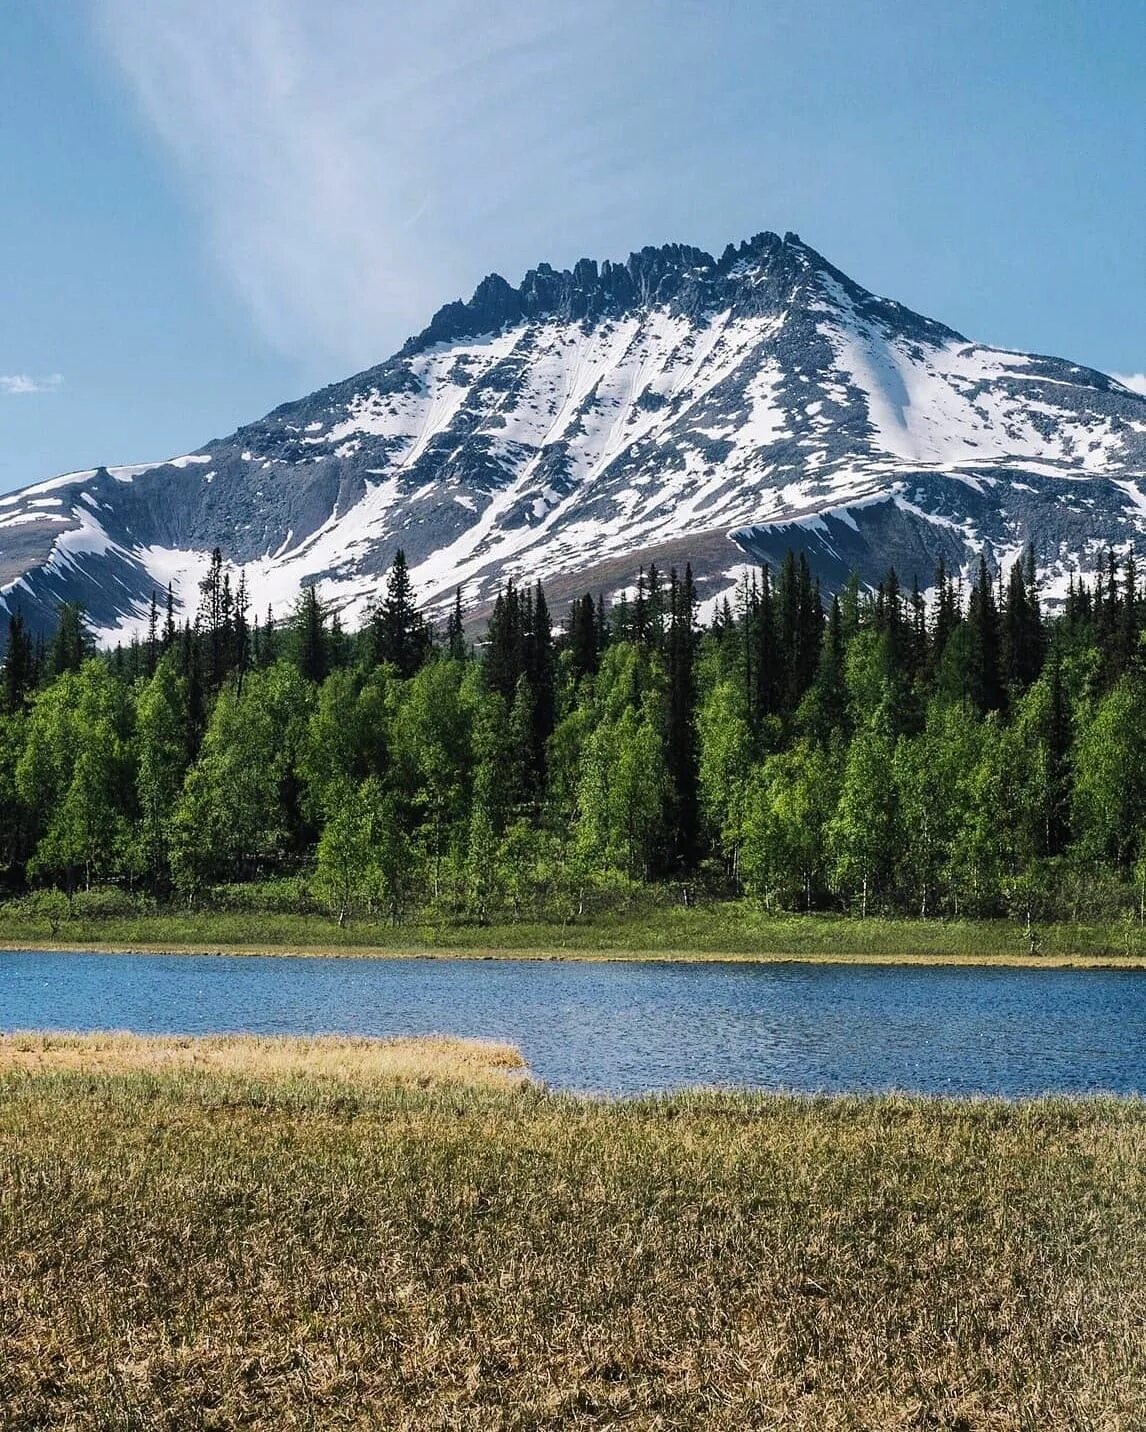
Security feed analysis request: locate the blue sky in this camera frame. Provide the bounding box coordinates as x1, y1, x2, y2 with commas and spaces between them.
3, 0, 1144, 494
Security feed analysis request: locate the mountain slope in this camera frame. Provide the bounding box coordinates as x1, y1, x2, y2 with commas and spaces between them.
3, 231, 1145, 640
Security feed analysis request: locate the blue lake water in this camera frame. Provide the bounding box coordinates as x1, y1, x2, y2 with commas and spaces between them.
1, 950, 1143, 1097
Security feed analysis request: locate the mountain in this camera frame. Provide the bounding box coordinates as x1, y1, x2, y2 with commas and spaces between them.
3, 230, 1145, 642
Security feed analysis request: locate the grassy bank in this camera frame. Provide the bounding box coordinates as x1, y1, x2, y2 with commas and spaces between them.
0, 1036, 1143, 1428
3, 897, 1146, 964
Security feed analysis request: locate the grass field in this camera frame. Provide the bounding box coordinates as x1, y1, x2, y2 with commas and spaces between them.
2, 898, 1146, 965
0, 1035, 1142, 1429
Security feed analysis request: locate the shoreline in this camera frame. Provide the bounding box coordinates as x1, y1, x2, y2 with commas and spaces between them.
3, 938, 1145, 969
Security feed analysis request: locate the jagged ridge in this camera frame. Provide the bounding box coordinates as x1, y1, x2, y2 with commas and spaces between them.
1, 230, 1144, 643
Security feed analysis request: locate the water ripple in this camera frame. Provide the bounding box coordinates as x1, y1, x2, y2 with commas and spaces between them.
1, 951, 1143, 1097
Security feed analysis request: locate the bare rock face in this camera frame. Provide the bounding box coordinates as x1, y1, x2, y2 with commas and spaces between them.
2, 231, 1144, 642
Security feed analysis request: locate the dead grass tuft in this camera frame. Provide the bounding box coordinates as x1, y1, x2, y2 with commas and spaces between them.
0, 1058, 1141, 1428
0, 1030, 528, 1089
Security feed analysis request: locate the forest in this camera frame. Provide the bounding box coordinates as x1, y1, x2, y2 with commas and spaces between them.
1, 542, 1144, 929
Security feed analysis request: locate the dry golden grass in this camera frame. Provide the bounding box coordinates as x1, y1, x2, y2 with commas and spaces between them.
0, 1031, 528, 1089
0, 1060, 1141, 1429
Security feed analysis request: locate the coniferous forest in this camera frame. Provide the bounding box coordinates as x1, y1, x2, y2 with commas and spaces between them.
2, 543, 1145, 929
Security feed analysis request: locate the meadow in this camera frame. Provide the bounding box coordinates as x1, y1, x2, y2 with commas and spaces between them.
0, 1034, 1142, 1429
2, 888, 1145, 965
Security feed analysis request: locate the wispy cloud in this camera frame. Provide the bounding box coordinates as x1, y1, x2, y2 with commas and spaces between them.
93, 0, 628, 370
1113, 372, 1146, 397
1, 373, 63, 395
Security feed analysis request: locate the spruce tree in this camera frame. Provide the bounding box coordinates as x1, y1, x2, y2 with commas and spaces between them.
146, 593, 159, 677
232, 573, 251, 690
197, 548, 228, 690
775, 552, 822, 713
1116, 549, 1139, 675
967, 557, 1004, 713
370, 549, 429, 677
47, 602, 88, 677
527, 582, 555, 788
1044, 654, 1072, 856
838, 572, 862, 641
292, 585, 329, 684
163, 584, 177, 649
776, 551, 801, 711
932, 557, 961, 661
645, 564, 666, 650
484, 583, 524, 702
568, 594, 599, 680
633, 568, 649, 648
446, 586, 467, 661
750, 567, 780, 725
909, 576, 928, 674
611, 591, 631, 644
799, 596, 849, 743
2, 612, 35, 711
1001, 546, 1044, 692
666, 566, 700, 871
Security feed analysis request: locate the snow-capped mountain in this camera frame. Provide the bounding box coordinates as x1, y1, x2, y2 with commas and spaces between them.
3, 230, 1145, 642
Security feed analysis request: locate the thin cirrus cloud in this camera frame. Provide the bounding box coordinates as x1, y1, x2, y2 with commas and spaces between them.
93, 0, 638, 373
1, 373, 63, 395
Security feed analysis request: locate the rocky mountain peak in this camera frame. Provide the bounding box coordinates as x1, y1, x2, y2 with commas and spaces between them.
2, 228, 1144, 646
403, 232, 813, 355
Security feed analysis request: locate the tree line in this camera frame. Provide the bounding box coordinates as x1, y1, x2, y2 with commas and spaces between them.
1, 543, 1145, 926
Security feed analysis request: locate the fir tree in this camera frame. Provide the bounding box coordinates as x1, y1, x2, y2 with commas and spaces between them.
633, 567, 649, 648
967, 556, 1004, 713
232, 573, 251, 691
370, 549, 429, 677
526, 582, 555, 790
2, 612, 35, 712
163, 584, 177, 649
484, 581, 528, 702
1001, 545, 1044, 692
932, 557, 961, 660
799, 595, 849, 743
568, 593, 600, 680
197, 548, 229, 690
665, 566, 700, 871
1116, 549, 1139, 675
1043, 654, 1072, 857
292, 585, 329, 684
749, 567, 780, 726
446, 587, 467, 661
146, 593, 159, 677
47, 602, 88, 677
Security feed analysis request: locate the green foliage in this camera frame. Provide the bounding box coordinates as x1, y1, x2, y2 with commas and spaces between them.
827, 719, 898, 915
575, 649, 670, 881
168, 663, 312, 896
4, 541, 1146, 936
1073, 675, 1146, 871
697, 677, 753, 884
367, 549, 430, 677
16, 661, 134, 888
314, 777, 418, 925
742, 740, 839, 908
133, 653, 191, 886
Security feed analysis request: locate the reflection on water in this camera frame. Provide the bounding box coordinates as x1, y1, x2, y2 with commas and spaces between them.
1, 950, 1142, 1097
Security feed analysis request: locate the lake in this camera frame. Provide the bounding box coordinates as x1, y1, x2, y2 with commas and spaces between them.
1, 950, 1143, 1097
